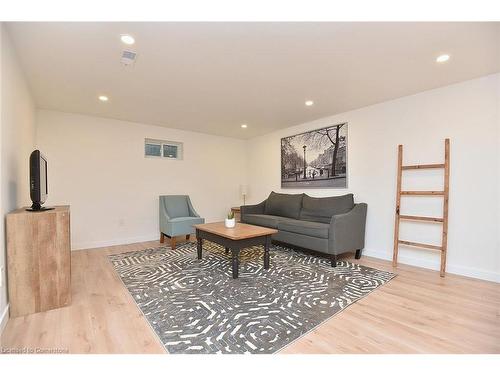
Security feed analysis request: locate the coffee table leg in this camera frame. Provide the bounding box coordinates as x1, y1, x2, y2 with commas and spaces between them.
264, 235, 270, 270
196, 230, 202, 260
231, 249, 239, 279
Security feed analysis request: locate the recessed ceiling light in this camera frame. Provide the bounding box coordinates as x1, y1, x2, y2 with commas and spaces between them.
436, 54, 450, 63
120, 34, 135, 45
241, 124, 248, 129
305, 100, 314, 106
98, 95, 109, 102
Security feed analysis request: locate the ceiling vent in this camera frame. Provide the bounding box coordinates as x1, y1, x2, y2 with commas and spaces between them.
121, 50, 137, 66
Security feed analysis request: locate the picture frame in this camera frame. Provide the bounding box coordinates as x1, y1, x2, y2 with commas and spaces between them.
281, 123, 348, 188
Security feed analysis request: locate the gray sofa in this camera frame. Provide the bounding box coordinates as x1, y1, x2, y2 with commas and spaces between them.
241, 192, 367, 266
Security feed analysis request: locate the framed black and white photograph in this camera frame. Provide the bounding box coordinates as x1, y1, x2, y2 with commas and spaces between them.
281, 123, 347, 188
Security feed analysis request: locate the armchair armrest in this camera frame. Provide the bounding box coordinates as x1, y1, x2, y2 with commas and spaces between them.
159, 202, 171, 231
328, 203, 367, 254
187, 198, 201, 217
240, 200, 267, 222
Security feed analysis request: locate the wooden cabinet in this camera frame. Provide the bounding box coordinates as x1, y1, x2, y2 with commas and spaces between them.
231, 206, 241, 222
6, 206, 71, 317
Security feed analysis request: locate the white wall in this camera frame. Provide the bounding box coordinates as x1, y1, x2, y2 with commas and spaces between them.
0, 24, 37, 332
246, 74, 500, 282
36, 110, 247, 250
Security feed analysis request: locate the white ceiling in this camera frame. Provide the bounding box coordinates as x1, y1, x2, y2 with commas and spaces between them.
7, 22, 500, 139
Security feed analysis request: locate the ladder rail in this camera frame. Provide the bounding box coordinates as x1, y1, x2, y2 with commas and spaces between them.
440, 139, 450, 277
400, 191, 445, 196
398, 240, 443, 252
392, 145, 403, 267
401, 163, 445, 170
399, 215, 444, 223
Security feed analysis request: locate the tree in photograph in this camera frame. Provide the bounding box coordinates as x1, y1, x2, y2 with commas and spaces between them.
301, 123, 345, 176
281, 137, 304, 178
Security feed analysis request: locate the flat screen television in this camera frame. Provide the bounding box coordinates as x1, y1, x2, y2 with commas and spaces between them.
27, 150, 53, 211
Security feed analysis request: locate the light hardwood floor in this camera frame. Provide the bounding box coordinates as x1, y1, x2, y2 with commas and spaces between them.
1, 240, 499, 354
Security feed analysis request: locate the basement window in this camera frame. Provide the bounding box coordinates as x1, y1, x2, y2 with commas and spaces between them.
145, 139, 183, 160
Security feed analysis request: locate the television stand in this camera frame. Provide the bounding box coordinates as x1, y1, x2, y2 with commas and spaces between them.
7, 205, 71, 317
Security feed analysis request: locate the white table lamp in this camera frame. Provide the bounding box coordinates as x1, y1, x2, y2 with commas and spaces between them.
240, 184, 248, 205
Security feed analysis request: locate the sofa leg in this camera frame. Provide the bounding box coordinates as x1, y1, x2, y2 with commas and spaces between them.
186, 234, 190, 241
331, 254, 337, 267
171, 236, 176, 250
160, 233, 165, 243
355, 249, 362, 259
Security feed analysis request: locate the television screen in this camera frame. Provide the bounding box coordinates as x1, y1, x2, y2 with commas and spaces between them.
39, 154, 48, 203
28, 150, 52, 211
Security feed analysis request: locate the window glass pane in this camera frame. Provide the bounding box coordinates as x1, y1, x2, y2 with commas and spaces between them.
145, 143, 161, 156
163, 144, 178, 158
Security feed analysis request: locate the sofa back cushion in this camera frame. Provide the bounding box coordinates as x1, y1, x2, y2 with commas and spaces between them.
300, 194, 354, 223
265, 191, 304, 219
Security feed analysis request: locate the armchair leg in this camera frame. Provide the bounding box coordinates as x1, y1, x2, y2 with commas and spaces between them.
171, 236, 176, 250
330, 254, 337, 267
160, 233, 165, 243
355, 249, 362, 259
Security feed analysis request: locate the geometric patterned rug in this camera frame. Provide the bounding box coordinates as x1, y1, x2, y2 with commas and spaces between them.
108, 241, 395, 354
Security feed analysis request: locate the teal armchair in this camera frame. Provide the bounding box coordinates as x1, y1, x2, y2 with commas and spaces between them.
159, 195, 205, 249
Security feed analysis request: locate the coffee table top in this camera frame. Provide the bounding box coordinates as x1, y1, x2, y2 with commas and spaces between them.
194, 222, 277, 240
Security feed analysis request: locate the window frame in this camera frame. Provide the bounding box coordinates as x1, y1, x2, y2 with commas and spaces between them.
144, 138, 183, 160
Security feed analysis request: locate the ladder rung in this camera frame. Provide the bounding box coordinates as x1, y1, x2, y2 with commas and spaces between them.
402, 163, 445, 170
398, 240, 443, 251
401, 191, 445, 196
399, 215, 444, 223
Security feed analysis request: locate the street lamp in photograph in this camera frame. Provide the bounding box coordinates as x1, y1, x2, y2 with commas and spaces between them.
303, 145, 307, 179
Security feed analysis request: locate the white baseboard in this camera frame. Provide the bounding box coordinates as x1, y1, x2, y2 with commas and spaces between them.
0, 304, 9, 337
72, 234, 160, 251
363, 248, 500, 283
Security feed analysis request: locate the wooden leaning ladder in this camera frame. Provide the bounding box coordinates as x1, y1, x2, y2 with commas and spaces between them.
392, 138, 450, 277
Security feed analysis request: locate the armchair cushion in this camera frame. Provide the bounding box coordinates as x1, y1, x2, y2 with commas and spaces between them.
165, 196, 190, 218
165, 216, 204, 236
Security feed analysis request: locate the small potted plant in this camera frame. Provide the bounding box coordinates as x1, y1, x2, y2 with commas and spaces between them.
225, 211, 236, 228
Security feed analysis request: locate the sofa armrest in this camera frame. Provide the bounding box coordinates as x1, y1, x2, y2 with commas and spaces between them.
240, 200, 267, 221
328, 203, 367, 254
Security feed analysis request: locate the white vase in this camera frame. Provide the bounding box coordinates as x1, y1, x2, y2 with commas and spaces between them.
224, 218, 236, 228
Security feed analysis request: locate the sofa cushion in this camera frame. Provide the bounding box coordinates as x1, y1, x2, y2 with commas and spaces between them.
243, 214, 284, 229
300, 194, 354, 223
278, 219, 330, 239
264, 191, 304, 219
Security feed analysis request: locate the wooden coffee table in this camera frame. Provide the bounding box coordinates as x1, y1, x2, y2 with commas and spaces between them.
194, 222, 278, 279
